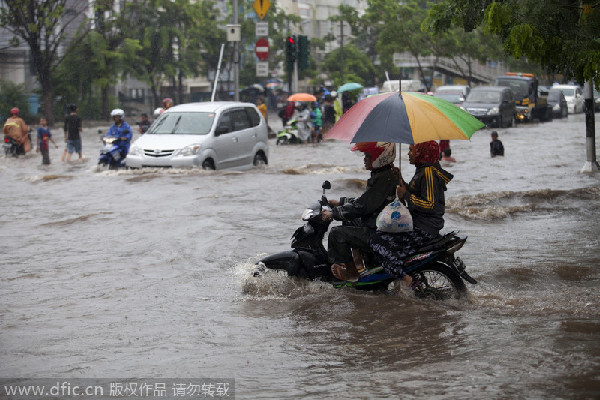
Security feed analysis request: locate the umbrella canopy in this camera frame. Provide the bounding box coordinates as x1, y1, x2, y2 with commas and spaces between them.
325, 91, 485, 144
338, 82, 363, 93
288, 93, 317, 102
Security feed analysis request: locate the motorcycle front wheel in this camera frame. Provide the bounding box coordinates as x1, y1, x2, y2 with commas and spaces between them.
409, 262, 467, 300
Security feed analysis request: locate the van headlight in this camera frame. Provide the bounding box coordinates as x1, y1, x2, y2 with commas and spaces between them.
179, 144, 202, 156
129, 145, 143, 156
487, 107, 499, 115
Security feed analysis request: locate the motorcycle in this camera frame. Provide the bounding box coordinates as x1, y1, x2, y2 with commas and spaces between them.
253, 181, 477, 300
97, 130, 127, 169
3, 129, 31, 158
276, 119, 301, 145
276, 119, 323, 145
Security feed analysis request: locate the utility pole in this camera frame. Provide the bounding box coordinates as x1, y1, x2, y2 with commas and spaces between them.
340, 20, 344, 84
581, 80, 599, 173
233, 0, 239, 101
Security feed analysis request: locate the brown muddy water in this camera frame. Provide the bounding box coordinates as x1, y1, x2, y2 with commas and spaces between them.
1, 113, 599, 399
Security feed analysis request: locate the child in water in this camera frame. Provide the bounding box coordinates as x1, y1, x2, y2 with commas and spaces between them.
37, 117, 58, 165
490, 131, 504, 157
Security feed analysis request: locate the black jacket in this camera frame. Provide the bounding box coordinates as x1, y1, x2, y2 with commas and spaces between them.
332, 164, 397, 229
401, 163, 453, 236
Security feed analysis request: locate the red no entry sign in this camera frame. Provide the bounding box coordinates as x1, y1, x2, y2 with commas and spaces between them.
255, 38, 269, 61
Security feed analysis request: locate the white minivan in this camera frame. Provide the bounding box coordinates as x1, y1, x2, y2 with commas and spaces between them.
552, 85, 585, 114
126, 102, 269, 170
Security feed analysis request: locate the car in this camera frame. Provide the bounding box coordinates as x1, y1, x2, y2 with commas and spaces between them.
125, 102, 269, 170
552, 85, 584, 114
547, 89, 568, 119
433, 85, 470, 106
461, 86, 516, 128
594, 88, 600, 112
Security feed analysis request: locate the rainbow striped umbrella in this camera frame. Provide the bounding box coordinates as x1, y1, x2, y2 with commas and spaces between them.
326, 91, 484, 144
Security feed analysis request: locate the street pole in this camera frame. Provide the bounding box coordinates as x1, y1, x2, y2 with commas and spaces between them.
580, 80, 599, 173
340, 20, 344, 84
233, 0, 239, 101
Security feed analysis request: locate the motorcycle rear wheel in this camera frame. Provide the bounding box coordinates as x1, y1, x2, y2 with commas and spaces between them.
410, 262, 467, 300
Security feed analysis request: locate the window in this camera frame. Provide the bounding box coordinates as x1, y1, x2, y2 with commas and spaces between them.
245, 107, 260, 127
230, 109, 251, 131
148, 112, 215, 135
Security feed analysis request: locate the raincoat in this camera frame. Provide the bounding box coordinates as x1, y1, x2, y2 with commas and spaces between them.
107, 121, 133, 156
295, 108, 312, 142
3, 116, 31, 152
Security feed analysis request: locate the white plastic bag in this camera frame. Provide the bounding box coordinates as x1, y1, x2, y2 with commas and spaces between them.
376, 198, 413, 233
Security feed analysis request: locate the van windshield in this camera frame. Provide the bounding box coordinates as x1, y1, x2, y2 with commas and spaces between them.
148, 112, 215, 135
558, 88, 575, 97
466, 91, 501, 104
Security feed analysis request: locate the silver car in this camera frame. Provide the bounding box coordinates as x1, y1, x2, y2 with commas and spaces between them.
126, 102, 269, 170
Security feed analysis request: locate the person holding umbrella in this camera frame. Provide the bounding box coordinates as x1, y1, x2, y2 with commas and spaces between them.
370, 141, 454, 288
321, 142, 398, 282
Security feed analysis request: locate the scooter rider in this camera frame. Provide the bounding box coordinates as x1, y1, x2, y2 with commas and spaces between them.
321, 142, 398, 282
106, 109, 132, 159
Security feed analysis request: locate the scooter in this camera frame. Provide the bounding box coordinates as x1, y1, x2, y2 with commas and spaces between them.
276, 119, 301, 145
97, 130, 127, 169
253, 181, 477, 300
3, 130, 31, 158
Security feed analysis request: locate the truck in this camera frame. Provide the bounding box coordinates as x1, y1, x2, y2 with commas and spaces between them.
494, 72, 552, 122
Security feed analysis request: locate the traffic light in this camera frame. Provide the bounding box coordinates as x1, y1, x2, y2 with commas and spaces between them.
297, 35, 310, 70
285, 35, 296, 70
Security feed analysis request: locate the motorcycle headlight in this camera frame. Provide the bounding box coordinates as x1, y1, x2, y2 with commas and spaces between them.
487, 107, 499, 115
178, 144, 202, 156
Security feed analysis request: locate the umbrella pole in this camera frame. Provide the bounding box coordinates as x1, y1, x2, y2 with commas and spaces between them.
397, 143, 402, 182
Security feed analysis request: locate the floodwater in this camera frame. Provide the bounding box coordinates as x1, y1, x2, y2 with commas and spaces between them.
1, 113, 599, 399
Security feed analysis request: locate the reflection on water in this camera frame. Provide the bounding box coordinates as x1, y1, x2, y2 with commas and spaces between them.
0, 115, 599, 398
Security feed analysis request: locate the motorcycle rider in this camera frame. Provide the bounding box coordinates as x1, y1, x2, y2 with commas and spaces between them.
3, 107, 31, 154
370, 141, 453, 287
106, 109, 133, 161
321, 142, 398, 282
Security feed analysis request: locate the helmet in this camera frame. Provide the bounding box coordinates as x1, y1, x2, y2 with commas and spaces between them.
110, 108, 125, 118
351, 142, 396, 169
162, 97, 173, 108
10, 107, 19, 115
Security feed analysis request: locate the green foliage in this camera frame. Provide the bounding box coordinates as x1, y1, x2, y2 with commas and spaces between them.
425, 0, 600, 86
0, 80, 31, 122
321, 44, 376, 87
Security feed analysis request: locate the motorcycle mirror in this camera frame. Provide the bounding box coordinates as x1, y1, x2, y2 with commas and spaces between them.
322, 180, 331, 190
97, 129, 103, 135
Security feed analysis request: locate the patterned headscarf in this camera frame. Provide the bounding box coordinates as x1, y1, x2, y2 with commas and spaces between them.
413, 141, 439, 166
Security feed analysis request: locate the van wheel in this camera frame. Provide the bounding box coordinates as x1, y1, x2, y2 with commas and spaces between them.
253, 152, 267, 166
202, 159, 215, 170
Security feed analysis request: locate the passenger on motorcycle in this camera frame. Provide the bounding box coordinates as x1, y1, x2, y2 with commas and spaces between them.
106, 109, 133, 158
370, 141, 454, 287
3, 107, 31, 153
321, 142, 398, 282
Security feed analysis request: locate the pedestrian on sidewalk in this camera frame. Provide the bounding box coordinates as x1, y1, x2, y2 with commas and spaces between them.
37, 117, 58, 165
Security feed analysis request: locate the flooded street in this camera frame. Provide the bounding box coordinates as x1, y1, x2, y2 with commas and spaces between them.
1, 113, 599, 399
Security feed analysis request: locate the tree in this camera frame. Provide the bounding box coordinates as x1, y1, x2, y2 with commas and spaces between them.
0, 0, 89, 124
423, 0, 600, 86
321, 44, 376, 87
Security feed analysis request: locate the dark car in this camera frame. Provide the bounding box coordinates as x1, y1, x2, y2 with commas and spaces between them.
547, 89, 568, 119
462, 86, 516, 128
